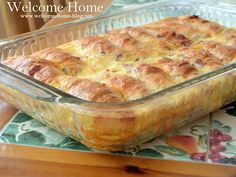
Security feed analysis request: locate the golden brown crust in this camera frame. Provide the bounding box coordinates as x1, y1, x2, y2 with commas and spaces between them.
64, 77, 123, 102
178, 48, 224, 70
221, 29, 236, 45
194, 41, 236, 63
2, 56, 62, 80
156, 58, 198, 79
33, 66, 62, 84
32, 48, 82, 75
154, 22, 209, 40
119, 27, 171, 51
121, 27, 154, 40
3, 57, 123, 103
136, 63, 173, 90
150, 15, 222, 38
181, 15, 223, 35
107, 32, 148, 57
47, 76, 123, 102
106, 75, 149, 100
146, 27, 191, 48
79, 36, 124, 57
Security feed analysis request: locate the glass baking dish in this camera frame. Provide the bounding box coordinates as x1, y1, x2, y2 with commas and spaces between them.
0, 0, 236, 151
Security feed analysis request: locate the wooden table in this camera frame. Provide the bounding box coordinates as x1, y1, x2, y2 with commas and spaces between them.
0, 2, 236, 177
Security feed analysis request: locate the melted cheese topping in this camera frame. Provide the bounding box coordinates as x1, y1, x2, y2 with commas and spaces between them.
4, 15, 236, 102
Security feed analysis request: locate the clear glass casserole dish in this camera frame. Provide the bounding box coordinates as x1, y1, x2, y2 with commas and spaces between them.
0, 0, 235, 151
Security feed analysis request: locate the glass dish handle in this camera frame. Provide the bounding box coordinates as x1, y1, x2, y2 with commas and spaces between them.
0, 64, 74, 102
196, 0, 236, 8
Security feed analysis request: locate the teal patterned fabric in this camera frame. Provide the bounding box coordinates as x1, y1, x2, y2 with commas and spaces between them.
0, 102, 236, 165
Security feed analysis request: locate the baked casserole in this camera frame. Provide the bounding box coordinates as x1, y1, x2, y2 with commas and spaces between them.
1, 15, 236, 150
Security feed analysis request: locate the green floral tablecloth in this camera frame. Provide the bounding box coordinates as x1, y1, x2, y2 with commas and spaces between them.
0, 103, 235, 165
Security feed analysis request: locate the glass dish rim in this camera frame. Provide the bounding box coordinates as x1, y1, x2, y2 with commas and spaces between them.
0, 0, 235, 45
0, 62, 235, 107
0, 0, 236, 108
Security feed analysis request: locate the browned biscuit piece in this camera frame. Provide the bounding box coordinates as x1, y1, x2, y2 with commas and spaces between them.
32, 48, 82, 75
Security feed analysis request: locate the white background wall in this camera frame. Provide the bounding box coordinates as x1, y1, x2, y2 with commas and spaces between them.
0, 12, 6, 39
